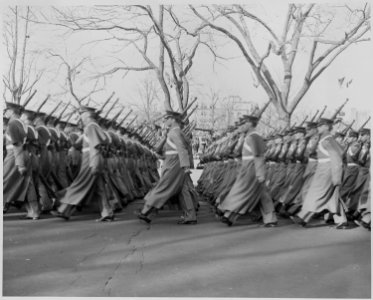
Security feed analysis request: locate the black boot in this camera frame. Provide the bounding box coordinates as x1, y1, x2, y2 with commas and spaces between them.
135, 208, 152, 224
221, 216, 233, 227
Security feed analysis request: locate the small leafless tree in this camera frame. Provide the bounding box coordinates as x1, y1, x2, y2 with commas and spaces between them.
3, 6, 44, 104
130, 76, 161, 122
207, 88, 222, 129
47, 51, 106, 111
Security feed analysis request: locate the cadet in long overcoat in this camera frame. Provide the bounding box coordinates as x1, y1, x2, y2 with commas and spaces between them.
52, 106, 114, 221
3, 102, 40, 219
217, 115, 277, 227
296, 118, 348, 229
137, 111, 197, 224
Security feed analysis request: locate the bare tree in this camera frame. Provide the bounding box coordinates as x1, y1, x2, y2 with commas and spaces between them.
130, 76, 161, 122
32, 5, 221, 112
3, 6, 44, 104
190, 4, 371, 125
47, 51, 105, 108
221, 95, 243, 128
207, 88, 221, 129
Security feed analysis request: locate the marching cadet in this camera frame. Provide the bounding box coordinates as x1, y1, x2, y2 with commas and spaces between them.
117, 126, 143, 199
21, 109, 43, 217
293, 116, 348, 229
217, 101, 278, 227
265, 132, 283, 187
340, 129, 361, 214
33, 111, 55, 212
353, 128, 370, 230
3, 102, 40, 220
287, 120, 320, 217
103, 119, 132, 211
51, 106, 115, 222
3, 116, 10, 160
270, 129, 292, 206
136, 110, 197, 225
55, 118, 71, 189
65, 121, 83, 182
213, 126, 242, 209
212, 126, 242, 208
46, 115, 65, 191
277, 126, 307, 216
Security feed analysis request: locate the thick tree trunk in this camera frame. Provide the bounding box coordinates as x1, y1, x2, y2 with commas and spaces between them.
277, 110, 291, 128
272, 100, 291, 128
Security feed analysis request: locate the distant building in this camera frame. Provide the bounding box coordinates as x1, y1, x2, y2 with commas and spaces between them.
193, 97, 258, 133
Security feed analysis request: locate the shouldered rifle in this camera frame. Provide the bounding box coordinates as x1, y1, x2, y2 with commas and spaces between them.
183, 105, 198, 122
99, 92, 115, 113
126, 115, 138, 129
309, 109, 320, 122
61, 111, 75, 128
358, 116, 371, 132
117, 109, 133, 128
331, 98, 349, 120
257, 99, 271, 119
36, 94, 51, 113
103, 98, 119, 119
342, 119, 356, 135
182, 97, 198, 115
186, 122, 197, 136
45, 101, 62, 123
133, 121, 147, 134
108, 107, 125, 127
144, 131, 153, 142
54, 103, 70, 125
299, 115, 308, 127
316, 105, 327, 121
23, 90, 37, 108
184, 120, 196, 135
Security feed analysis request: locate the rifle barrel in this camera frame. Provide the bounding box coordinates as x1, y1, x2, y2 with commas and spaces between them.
127, 115, 138, 128
358, 116, 371, 131
309, 109, 320, 122
317, 105, 327, 121
183, 105, 198, 122
36, 94, 51, 113
182, 97, 198, 114
257, 99, 271, 119
100, 92, 115, 112
331, 98, 349, 120
23, 90, 37, 108
103, 98, 119, 119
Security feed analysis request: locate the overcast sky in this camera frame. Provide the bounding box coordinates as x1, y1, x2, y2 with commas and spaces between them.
1, 0, 372, 126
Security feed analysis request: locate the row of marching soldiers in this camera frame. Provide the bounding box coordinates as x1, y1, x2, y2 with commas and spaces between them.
3, 95, 168, 221
197, 98, 371, 231
3, 94, 199, 223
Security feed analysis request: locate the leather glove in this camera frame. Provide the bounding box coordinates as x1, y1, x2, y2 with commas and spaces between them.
18, 167, 27, 176
183, 167, 191, 174
257, 176, 265, 183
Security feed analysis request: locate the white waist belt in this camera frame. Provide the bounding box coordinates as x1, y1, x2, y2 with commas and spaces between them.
165, 150, 178, 155
82, 147, 90, 153
347, 162, 359, 166
6, 145, 14, 150
318, 158, 330, 163
242, 155, 254, 161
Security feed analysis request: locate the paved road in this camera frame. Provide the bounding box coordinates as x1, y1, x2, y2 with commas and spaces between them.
3, 199, 371, 298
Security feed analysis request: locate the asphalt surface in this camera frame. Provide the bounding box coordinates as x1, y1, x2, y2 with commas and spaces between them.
3, 196, 371, 298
